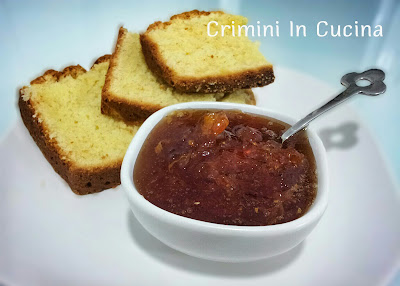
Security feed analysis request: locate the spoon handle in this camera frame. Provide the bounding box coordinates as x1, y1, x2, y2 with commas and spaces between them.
281, 69, 386, 143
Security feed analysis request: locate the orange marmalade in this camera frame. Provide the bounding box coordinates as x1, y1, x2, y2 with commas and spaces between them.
134, 110, 317, 226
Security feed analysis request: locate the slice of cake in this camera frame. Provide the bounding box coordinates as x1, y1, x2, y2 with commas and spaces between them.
140, 10, 274, 93
101, 27, 255, 123
19, 56, 139, 195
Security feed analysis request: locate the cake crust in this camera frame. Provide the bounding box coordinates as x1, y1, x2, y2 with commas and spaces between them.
140, 10, 275, 93
19, 55, 123, 195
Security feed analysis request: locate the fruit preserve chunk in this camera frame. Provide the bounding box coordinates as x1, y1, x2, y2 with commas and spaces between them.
134, 109, 317, 226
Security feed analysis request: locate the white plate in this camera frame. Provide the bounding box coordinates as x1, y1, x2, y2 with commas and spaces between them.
1, 67, 399, 286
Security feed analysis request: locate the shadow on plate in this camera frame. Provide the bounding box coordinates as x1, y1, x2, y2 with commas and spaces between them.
126, 210, 304, 278
318, 122, 359, 151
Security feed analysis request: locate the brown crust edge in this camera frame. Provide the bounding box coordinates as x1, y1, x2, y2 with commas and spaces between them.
145, 10, 223, 33
18, 55, 124, 195
101, 27, 165, 122
140, 10, 275, 93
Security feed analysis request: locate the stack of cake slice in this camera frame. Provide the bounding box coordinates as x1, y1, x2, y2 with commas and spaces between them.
101, 28, 256, 122
18, 10, 275, 195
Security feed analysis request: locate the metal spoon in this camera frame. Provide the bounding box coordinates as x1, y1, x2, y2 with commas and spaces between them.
281, 69, 387, 143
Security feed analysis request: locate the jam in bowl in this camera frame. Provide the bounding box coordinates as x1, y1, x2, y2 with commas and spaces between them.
121, 102, 328, 262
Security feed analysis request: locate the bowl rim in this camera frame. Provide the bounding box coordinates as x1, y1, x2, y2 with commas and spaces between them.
121, 102, 329, 236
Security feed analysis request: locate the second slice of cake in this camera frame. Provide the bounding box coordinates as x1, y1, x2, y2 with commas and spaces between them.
101, 27, 255, 123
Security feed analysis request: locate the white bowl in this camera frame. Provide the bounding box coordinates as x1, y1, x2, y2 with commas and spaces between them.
121, 102, 329, 262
